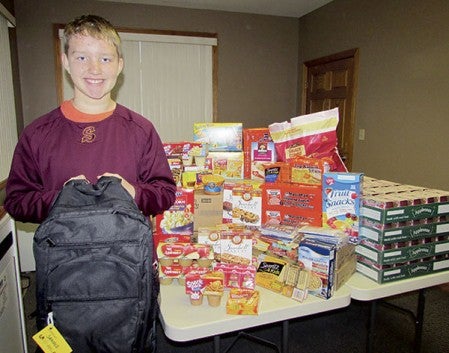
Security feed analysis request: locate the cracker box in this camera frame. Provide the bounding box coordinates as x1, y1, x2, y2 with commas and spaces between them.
193, 123, 242, 152
255, 255, 289, 293
298, 239, 336, 299
226, 288, 260, 315
262, 162, 291, 183
208, 151, 244, 179
155, 188, 194, 236
322, 173, 364, 242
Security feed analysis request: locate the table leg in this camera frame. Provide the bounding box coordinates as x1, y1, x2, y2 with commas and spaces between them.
214, 335, 220, 353
414, 289, 426, 353
366, 300, 377, 353
282, 320, 289, 353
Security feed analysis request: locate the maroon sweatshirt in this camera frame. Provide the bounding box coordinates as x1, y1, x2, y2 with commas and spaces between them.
5, 104, 176, 223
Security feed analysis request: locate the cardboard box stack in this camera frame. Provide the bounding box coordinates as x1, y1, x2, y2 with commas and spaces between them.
154, 114, 366, 310
356, 177, 449, 283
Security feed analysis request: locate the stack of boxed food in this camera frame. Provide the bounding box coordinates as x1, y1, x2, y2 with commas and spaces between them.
356, 176, 449, 283
155, 109, 367, 311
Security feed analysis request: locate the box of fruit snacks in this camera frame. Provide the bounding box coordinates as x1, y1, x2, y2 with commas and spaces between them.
322, 173, 363, 243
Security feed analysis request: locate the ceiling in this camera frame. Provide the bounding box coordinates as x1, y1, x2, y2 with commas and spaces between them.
98, 0, 334, 18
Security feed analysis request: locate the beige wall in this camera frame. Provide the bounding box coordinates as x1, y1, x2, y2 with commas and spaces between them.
14, 0, 298, 130
298, 0, 449, 189
13, 0, 449, 190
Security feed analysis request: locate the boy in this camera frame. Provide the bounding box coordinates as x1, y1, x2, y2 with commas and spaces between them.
5, 14, 176, 222
5, 14, 176, 352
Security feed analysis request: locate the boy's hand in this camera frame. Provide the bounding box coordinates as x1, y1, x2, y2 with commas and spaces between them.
64, 174, 88, 185
98, 172, 136, 198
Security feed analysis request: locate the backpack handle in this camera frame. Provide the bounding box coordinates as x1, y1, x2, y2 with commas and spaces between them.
67, 176, 121, 197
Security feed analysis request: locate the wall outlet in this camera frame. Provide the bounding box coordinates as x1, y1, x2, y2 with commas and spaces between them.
358, 129, 366, 141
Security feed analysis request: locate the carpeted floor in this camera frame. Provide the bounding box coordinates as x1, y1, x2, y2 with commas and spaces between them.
21, 271, 449, 353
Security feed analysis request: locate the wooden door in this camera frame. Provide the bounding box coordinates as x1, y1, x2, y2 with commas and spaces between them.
301, 48, 359, 171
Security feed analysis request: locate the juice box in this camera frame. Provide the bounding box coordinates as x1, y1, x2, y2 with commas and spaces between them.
322, 173, 364, 242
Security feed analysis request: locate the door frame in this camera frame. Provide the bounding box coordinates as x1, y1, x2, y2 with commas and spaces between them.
300, 48, 359, 171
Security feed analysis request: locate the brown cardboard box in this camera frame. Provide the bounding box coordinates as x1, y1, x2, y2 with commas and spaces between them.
194, 190, 223, 230
334, 253, 356, 290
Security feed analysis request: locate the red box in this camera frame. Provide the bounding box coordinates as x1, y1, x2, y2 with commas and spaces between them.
243, 128, 275, 179
261, 183, 322, 227
155, 188, 194, 236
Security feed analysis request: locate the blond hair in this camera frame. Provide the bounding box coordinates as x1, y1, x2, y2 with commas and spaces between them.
63, 15, 122, 58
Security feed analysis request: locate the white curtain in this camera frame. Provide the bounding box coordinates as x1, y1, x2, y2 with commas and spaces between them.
60, 30, 216, 142
0, 13, 18, 181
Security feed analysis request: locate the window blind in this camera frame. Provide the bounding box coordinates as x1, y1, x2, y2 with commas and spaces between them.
58, 30, 216, 142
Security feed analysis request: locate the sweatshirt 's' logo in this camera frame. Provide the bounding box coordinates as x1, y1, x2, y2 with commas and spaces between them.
81, 126, 96, 143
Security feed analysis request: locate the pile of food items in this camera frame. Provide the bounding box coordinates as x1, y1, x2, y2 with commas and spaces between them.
154, 108, 449, 313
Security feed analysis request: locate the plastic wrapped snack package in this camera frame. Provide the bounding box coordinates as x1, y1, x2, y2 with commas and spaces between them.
268, 108, 347, 172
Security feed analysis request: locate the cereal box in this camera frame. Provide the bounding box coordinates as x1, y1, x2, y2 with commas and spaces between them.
243, 128, 275, 179
193, 123, 242, 152
322, 173, 363, 242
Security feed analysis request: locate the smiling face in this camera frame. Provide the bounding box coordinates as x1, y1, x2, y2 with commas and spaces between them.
62, 33, 124, 108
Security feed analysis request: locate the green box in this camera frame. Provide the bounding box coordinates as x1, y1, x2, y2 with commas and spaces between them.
360, 221, 449, 244
360, 202, 449, 223
356, 239, 449, 265
356, 257, 449, 284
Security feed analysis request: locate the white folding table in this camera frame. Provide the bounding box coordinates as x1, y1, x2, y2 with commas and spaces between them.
345, 270, 449, 353
159, 284, 352, 353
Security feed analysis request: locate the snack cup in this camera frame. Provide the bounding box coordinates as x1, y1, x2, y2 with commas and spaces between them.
159, 277, 173, 285
179, 258, 193, 267
203, 174, 225, 195
182, 155, 194, 166
207, 294, 222, 307
194, 155, 206, 167
159, 257, 174, 266
190, 292, 203, 306
197, 258, 213, 267
178, 276, 186, 286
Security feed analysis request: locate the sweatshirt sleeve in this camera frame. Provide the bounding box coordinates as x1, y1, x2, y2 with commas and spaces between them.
132, 125, 176, 217
4, 131, 59, 223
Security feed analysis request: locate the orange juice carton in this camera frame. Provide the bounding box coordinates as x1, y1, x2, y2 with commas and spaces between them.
322, 173, 364, 243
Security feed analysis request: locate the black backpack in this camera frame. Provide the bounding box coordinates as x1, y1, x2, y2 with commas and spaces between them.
33, 176, 158, 353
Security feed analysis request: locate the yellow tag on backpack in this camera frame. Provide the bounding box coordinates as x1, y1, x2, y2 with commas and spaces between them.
32, 312, 72, 353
